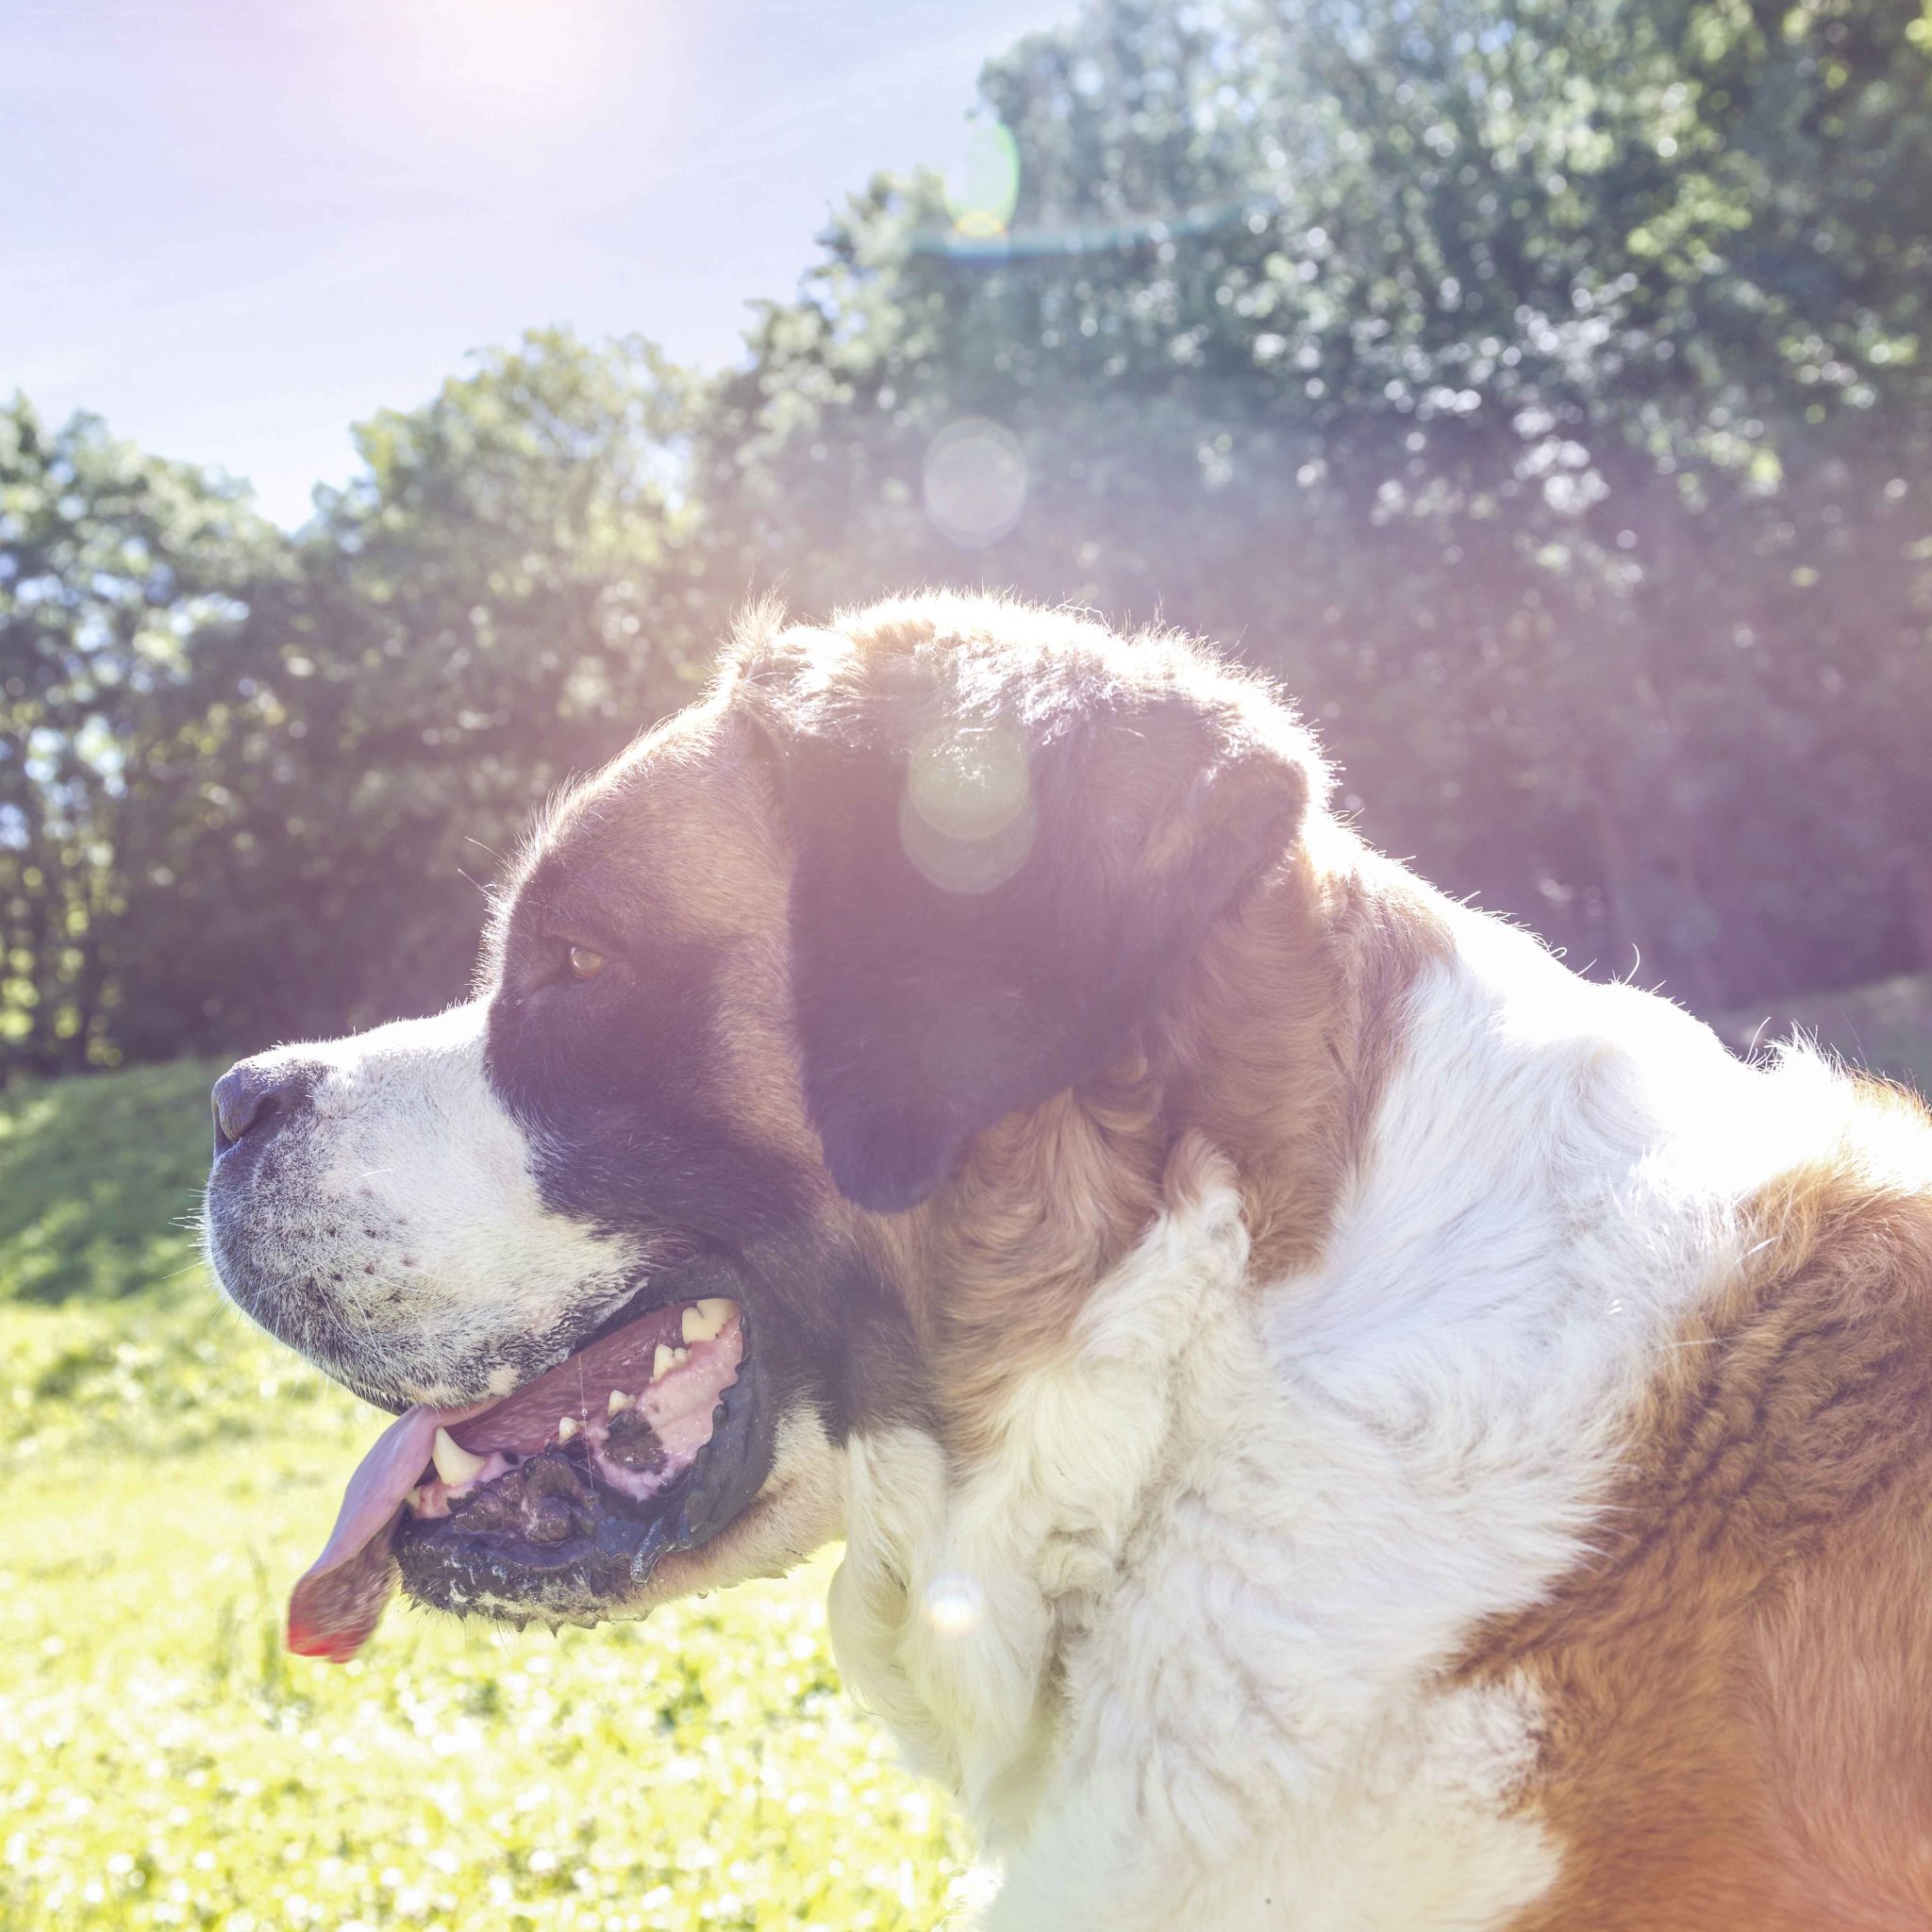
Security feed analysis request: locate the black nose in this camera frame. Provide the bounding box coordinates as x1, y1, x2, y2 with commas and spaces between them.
211, 1060, 311, 1154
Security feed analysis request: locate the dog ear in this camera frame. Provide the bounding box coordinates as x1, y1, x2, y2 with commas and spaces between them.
737, 611, 1318, 1213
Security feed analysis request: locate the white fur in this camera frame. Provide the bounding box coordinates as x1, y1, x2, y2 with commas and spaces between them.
208, 1001, 654, 1404
208, 1000, 852, 1618
831, 900, 1842, 1929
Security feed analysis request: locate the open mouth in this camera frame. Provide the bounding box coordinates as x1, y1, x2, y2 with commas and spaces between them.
287, 1294, 771, 1660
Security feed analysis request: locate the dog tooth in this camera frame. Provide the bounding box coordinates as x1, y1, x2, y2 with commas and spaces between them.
608, 1389, 633, 1416
557, 1415, 579, 1442
652, 1343, 675, 1382
681, 1298, 732, 1344
431, 1427, 486, 1489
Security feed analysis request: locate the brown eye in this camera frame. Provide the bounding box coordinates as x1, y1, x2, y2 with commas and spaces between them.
567, 943, 607, 981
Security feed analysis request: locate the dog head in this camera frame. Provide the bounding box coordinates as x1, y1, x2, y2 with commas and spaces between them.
204, 593, 1320, 1651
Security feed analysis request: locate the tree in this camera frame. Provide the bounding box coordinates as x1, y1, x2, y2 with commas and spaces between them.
0, 399, 270, 1075
690, 0, 1932, 1008
108, 329, 703, 1058
13, 0, 1932, 1068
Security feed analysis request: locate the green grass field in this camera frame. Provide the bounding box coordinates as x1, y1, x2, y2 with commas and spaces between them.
0, 1061, 974, 1932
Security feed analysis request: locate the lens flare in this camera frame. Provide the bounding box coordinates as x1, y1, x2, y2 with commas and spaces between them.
911, 193, 1266, 264
942, 118, 1021, 241
922, 417, 1027, 549
922, 1574, 986, 1638
899, 717, 1037, 894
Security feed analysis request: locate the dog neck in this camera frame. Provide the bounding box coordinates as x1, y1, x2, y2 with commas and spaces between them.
832, 1143, 1262, 1846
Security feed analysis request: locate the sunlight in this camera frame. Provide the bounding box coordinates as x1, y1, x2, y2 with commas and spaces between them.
922, 1574, 987, 1639
923, 416, 1028, 548
374, 0, 622, 122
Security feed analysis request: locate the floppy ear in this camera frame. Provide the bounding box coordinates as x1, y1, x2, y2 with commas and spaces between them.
741, 613, 1317, 1213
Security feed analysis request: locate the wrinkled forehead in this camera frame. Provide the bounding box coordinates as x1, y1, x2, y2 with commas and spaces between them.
491, 702, 786, 965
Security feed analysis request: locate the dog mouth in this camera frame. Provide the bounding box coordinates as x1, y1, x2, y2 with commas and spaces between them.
287, 1293, 771, 1660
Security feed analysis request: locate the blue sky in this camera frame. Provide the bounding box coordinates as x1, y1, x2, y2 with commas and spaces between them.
2, 0, 1073, 525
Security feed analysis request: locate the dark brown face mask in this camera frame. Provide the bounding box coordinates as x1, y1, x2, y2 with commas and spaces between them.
736, 620, 1310, 1215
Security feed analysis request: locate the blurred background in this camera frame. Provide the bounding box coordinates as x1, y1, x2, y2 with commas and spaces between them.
3, 0, 1928, 1925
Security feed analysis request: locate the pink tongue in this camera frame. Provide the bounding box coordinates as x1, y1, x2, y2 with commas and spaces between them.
286, 1399, 487, 1661
286, 1302, 729, 1662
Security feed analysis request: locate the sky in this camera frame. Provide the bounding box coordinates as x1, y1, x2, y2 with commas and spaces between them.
1, 0, 1074, 526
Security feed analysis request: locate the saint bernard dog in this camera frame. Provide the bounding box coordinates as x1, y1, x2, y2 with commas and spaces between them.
207, 592, 1932, 1931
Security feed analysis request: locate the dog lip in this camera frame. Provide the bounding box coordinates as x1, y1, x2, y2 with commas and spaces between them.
390, 1307, 775, 1626
341, 1268, 724, 1419
286, 1291, 765, 1658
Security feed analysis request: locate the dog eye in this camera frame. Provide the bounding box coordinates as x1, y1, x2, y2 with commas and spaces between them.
567, 944, 608, 982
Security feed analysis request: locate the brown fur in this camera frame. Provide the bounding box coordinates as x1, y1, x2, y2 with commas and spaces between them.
1457, 1080, 1932, 1931
1157, 828, 1454, 1283
858, 823, 1451, 1464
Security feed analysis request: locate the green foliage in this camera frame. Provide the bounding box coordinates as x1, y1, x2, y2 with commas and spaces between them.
4, 0, 1930, 1068
108, 331, 705, 1059
0, 403, 271, 1074
0, 1063, 976, 1930
691, 0, 1932, 1013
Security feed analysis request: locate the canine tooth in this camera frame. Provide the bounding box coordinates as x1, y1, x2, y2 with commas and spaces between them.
652, 1343, 675, 1382
556, 1415, 579, 1442
608, 1389, 632, 1416
431, 1427, 486, 1489
681, 1298, 732, 1344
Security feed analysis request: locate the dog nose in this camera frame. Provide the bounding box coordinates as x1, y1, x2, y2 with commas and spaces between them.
211, 1060, 311, 1154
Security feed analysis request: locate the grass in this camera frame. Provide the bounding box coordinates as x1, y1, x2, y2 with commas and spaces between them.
0, 1058, 224, 1305
0, 1066, 975, 1932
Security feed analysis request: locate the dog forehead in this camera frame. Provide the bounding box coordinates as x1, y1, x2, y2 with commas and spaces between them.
516, 705, 784, 939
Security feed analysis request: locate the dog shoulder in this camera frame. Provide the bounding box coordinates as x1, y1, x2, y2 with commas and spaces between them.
1462, 1039, 1932, 1931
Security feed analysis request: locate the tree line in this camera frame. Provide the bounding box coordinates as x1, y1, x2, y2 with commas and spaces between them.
4, 0, 1928, 1078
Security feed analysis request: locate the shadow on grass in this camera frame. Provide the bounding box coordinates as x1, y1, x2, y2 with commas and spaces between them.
0, 1057, 224, 1305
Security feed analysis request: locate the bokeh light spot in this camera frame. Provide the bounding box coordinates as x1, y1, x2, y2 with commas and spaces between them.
922, 417, 1027, 548
906, 719, 1031, 843
922, 1574, 986, 1639
900, 718, 1037, 894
